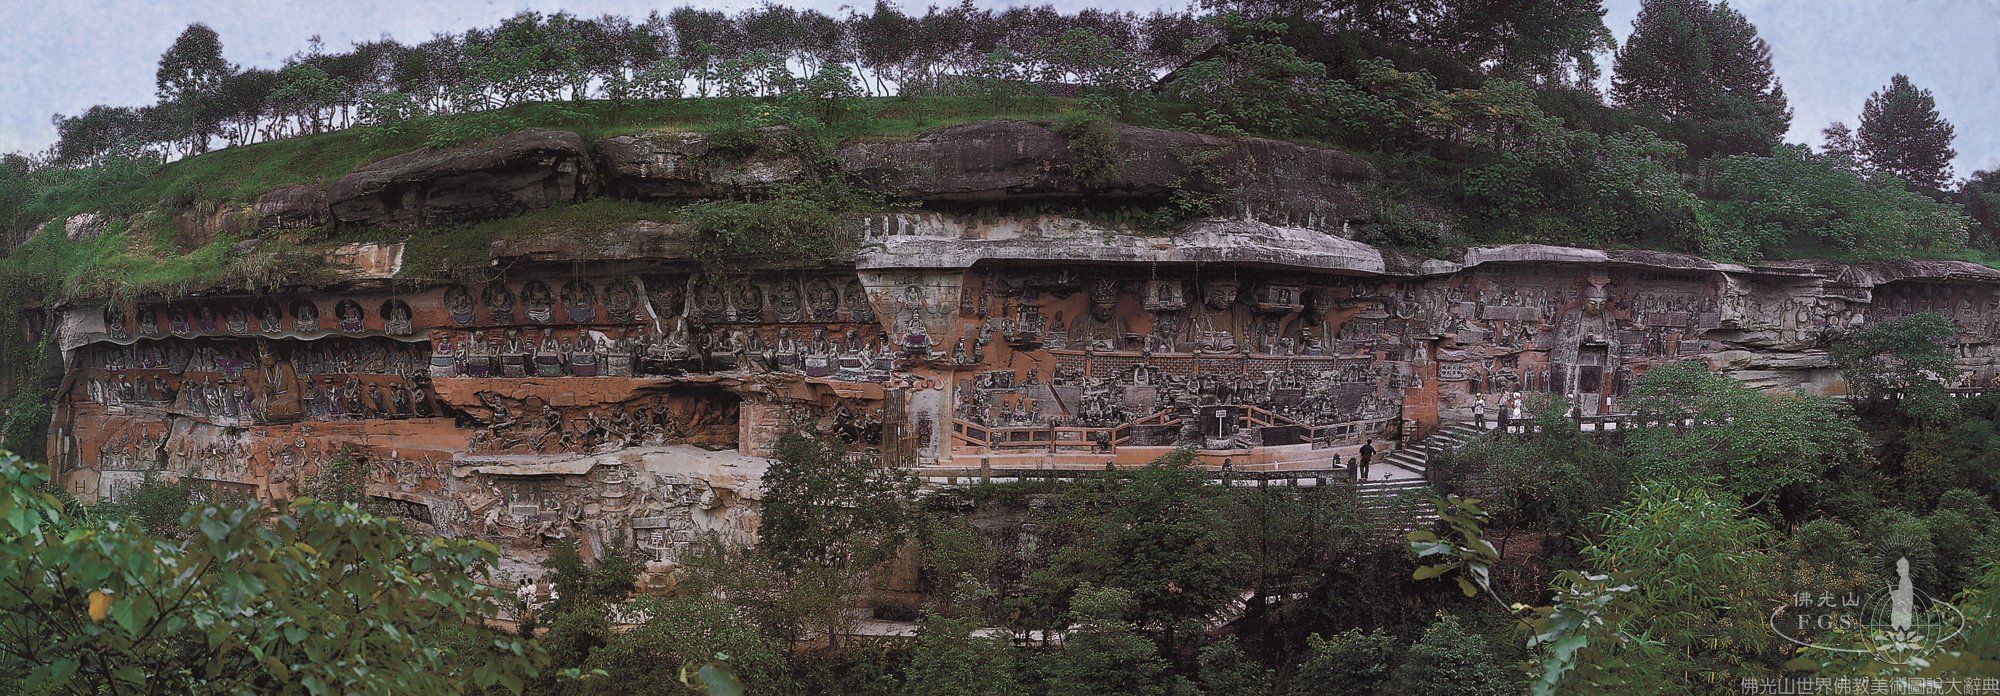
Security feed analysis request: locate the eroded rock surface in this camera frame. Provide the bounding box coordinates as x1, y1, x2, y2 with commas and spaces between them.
595, 128, 805, 200
257, 122, 1376, 235
837, 120, 1375, 225
255, 184, 326, 230
64, 212, 107, 241
326, 128, 594, 228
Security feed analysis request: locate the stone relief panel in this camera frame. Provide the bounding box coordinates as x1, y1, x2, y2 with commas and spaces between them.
50, 256, 2000, 568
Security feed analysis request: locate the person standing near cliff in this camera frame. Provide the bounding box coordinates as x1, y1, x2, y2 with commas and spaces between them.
1358, 440, 1375, 481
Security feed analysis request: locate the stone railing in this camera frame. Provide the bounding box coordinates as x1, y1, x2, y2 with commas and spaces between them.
950, 407, 1393, 455
916, 465, 1355, 488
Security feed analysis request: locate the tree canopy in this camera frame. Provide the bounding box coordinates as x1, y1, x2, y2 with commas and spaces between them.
1858, 73, 1958, 190
1611, 0, 1790, 161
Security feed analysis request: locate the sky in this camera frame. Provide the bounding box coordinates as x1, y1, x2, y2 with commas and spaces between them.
2, 0, 1997, 175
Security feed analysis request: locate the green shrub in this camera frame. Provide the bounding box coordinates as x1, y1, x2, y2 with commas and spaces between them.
1708, 145, 1970, 260
1053, 114, 1123, 189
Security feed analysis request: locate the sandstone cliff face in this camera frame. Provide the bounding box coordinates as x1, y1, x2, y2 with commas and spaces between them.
325, 128, 595, 228
594, 128, 806, 200
170, 202, 254, 248
254, 184, 326, 230
282, 121, 1374, 233
837, 120, 1375, 224
42, 122, 2000, 575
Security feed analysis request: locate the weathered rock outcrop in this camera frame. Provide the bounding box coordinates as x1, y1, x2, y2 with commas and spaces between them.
837, 120, 1376, 224
856, 214, 1388, 274
63, 212, 107, 242
594, 128, 805, 200
587, 120, 1376, 226
255, 184, 327, 230
170, 202, 255, 248
489, 220, 697, 263
325, 128, 594, 228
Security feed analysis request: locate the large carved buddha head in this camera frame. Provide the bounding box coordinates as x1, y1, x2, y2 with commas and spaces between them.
1305, 287, 1335, 312
1087, 279, 1120, 321
1583, 283, 1608, 316
1203, 281, 1239, 311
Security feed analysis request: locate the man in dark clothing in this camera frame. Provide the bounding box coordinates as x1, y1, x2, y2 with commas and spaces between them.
1357, 441, 1376, 481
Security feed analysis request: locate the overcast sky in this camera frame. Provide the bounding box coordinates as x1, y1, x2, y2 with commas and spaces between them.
3, 0, 1997, 176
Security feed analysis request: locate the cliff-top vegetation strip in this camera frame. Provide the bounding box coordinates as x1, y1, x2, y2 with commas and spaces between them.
5, 4, 1999, 304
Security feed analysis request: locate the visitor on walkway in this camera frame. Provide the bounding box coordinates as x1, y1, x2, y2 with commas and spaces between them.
1472, 398, 1486, 430
1358, 440, 1375, 481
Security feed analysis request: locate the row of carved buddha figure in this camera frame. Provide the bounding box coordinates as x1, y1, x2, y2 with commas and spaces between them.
80, 370, 436, 423
955, 357, 1401, 431
82, 372, 251, 419
438, 275, 878, 327
1867, 282, 2000, 323
104, 298, 416, 339
79, 339, 432, 382
972, 279, 1438, 356
296, 376, 438, 421
427, 324, 906, 381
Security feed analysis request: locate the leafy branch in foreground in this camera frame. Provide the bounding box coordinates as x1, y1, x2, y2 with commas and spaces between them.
0, 452, 543, 695
1410, 494, 1642, 695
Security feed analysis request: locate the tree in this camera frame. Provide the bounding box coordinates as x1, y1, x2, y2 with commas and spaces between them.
1161, 18, 1331, 138
756, 433, 915, 571
1623, 361, 1869, 513
1819, 121, 1864, 171
1611, 0, 1790, 160
1579, 483, 1780, 691
271, 61, 346, 136
1384, 615, 1515, 696
579, 595, 787, 695
1830, 311, 1960, 421
84, 474, 205, 537
1412, 486, 1780, 694
1286, 628, 1396, 695
900, 611, 1024, 696
541, 538, 639, 616
848, 1, 914, 97
1891, 416, 2000, 506
1039, 586, 1174, 696
1219, 0, 1612, 87
1858, 74, 1958, 190
1048, 448, 1242, 653
154, 23, 232, 155
0, 453, 541, 694
1706, 145, 1970, 260
1043, 28, 1152, 118
50, 106, 150, 167
1196, 636, 1274, 696
1429, 394, 1624, 537
1961, 169, 2000, 249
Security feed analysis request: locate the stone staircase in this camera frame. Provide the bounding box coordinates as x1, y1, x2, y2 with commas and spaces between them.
1352, 423, 1490, 531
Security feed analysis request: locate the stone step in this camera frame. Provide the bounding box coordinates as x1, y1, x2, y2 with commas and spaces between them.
1366, 483, 1436, 492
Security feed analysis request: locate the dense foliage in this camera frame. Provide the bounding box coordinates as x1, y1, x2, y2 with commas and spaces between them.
0, 453, 543, 694
1416, 321, 2000, 692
